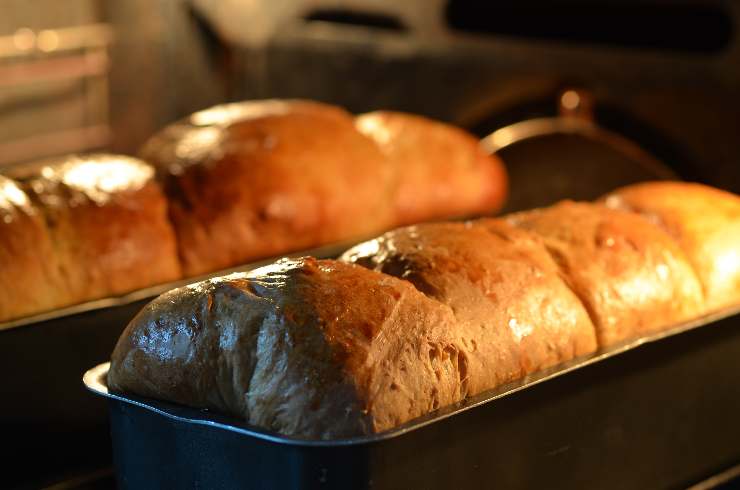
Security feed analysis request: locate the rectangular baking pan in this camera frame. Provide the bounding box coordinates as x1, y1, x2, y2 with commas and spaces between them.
85, 306, 740, 490
0, 240, 357, 489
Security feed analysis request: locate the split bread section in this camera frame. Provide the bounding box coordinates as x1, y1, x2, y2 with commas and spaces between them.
0, 100, 508, 322
601, 181, 740, 312
141, 100, 508, 277
108, 181, 740, 439
0, 155, 181, 322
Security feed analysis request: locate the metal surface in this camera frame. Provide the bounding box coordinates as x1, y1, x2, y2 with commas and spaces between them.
0, 239, 358, 333
86, 307, 740, 489
0, 239, 356, 489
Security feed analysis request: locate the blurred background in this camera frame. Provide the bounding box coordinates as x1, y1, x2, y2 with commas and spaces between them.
2, 1, 740, 488
1, 0, 739, 212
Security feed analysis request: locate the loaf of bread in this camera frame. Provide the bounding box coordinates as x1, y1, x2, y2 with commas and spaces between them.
0, 154, 181, 322
109, 182, 738, 439
504, 201, 704, 346
601, 181, 740, 312
140, 100, 507, 276
355, 111, 507, 225
0, 175, 70, 320
0, 101, 506, 322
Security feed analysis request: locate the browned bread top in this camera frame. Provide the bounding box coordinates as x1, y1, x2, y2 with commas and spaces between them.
342, 220, 597, 380
0, 175, 70, 321
601, 181, 740, 312
356, 111, 508, 225
141, 100, 397, 277
109, 257, 466, 438
506, 201, 704, 346
1, 154, 181, 321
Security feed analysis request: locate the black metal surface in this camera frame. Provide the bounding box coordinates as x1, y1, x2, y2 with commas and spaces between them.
93, 311, 740, 489
0, 241, 353, 489
1, 299, 146, 490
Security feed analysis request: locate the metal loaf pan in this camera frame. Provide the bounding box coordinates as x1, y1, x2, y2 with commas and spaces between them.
85, 306, 740, 490
0, 240, 354, 489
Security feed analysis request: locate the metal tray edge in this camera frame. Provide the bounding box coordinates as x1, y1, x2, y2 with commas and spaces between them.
0, 240, 361, 333
83, 303, 740, 447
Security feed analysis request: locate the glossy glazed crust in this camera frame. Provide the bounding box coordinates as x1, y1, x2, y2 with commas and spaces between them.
109, 258, 467, 438
109, 187, 739, 438
0, 155, 181, 321
601, 181, 740, 312
506, 201, 704, 346
342, 220, 598, 380
141, 100, 397, 277
0, 175, 71, 320
356, 111, 508, 225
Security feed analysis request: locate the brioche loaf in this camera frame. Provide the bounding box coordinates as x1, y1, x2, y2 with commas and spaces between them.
110, 257, 467, 437
0, 175, 71, 320
505, 201, 704, 346
355, 111, 507, 225
109, 182, 740, 439
601, 181, 740, 311
0, 154, 180, 321
141, 101, 508, 276
140, 100, 397, 277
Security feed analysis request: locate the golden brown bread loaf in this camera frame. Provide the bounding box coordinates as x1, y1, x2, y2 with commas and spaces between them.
342, 221, 597, 376
108, 183, 739, 439
0, 154, 181, 322
140, 100, 397, 277
109, 258, 467, 437
0, 100, 508, 322
141, 101, 508, 276
355, 111, 508, 225
506, 201, 704, 346
108, 251, 595, 438
0, 175, 71, 320
601, 181, 740, 312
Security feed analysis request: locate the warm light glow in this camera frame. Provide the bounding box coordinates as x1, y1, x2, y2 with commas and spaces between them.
561, 90, 581, 111
174, 127, 222, 161
713, 249, 740, 284
13, 28, 35, 51
191, 101, 291, 127
37, 30, 59, 52
0, 179, 31, 223
356, 116, 393, 146
508, 317, 533, 342
46, 156, 153, 204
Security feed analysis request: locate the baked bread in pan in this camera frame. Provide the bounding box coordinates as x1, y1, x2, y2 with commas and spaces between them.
109, 183, 738, 439
141, 100, 508, 277
0, 100, 507, 322
356, 111, 508, 226
1, 155, 181, 321
0, 175, 71, 320
601, 181, 740, 312
505, 201, 704, 346
140, 100, 397, 277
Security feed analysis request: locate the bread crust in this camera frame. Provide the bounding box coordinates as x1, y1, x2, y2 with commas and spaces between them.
355, 111, 508, 225
109, 258, 468, 437
0, 154, 180, 321
507, 201, 704, 346
141, 100, 397, 276
602, 181, 740, 312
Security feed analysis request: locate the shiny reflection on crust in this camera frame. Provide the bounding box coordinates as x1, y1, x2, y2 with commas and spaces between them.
0, 178, 32, 222
714, 249, 740, 286
355, 114, 395, 146
247, 258, 304, 280
172, 127, 223, 170
190, 100, 295, 127
41, 155, 154, 205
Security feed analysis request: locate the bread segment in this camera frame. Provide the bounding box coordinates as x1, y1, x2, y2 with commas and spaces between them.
506, 201, 704, 346
602, 181, 740, 312
0, 154, 181, 321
